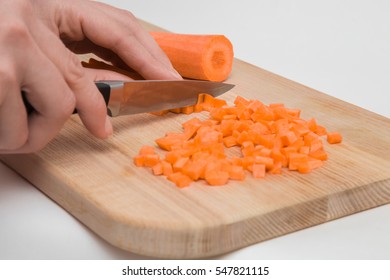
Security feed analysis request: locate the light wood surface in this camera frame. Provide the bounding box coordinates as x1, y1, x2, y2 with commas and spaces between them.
1, 21, 389, 259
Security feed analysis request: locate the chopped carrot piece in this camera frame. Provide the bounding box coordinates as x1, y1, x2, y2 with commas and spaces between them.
152, 162, 163, 175
288, 153, 308, 171
205, 170, 229, 186
269, 162, 283, 174
181, 105, 194, 115
133, 155, 145, 167
173, 157, 190, 172
139, 145, 155, 155
134, 93, 342, 187
327, 132, 343, 144
169, 108, 182, 114
223, 135, 238, 148
143, 154, 160, 167
161, 161, 173, 176
229, 165, 246, 181
252, 164, 266, 178
309, 149, 328, 161
156, 135, 182, 151
280, 131, 298, 146
167, 172, 193, 188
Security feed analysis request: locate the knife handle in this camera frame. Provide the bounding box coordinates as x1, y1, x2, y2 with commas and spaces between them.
22, 82, 112, 115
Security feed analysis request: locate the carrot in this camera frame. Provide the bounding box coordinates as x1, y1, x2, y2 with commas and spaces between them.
150, 32, 234, 82
134, 94, 342, 187
327, 132, 343, 144
252, 164, 266, 178
168, 172, 193, 188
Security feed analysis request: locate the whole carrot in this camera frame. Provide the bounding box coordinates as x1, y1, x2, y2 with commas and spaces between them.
150, 32, 234, 82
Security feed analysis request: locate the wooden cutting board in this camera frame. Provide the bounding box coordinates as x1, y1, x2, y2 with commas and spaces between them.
1, 21, 390, 259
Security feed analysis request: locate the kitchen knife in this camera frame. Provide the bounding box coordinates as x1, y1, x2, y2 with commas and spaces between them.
23, 80, 234, 117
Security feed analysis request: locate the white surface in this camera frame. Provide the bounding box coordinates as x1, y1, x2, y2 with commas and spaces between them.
1, 0, 389, 259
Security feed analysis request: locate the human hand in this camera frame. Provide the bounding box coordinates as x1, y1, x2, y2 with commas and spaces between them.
0, 0, 181, 154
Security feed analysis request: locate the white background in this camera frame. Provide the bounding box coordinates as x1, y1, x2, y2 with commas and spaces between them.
0, 0, 389, 259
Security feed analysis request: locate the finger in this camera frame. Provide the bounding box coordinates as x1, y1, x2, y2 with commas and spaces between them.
83, 67, 133, 81
91, 1, 174, 68
0, 71, 28, 151
17, 48, 78, 153
58, 1, 181, 80
0, 50, 76, 153
32, 23, 112, 139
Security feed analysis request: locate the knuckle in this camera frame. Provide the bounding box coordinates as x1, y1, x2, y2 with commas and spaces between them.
120, 10, 137, 23
64, 52, 86, 84
59, 89, 76, 117
0, 66, 17, 106
0, 65, 16, 86
1, 20, 31, 44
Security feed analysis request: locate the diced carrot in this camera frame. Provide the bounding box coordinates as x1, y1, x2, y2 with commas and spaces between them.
228, 165, 246, 181
152, 162, 163, 175
268, 161, 283, 174
156, 135, 182, 151
150, 110, 170, 116
309, 149, 328, 161
304, 131, 319, 145
139, 145, 155, 155
165, 150, 184, 164
241, 156, 255, 170
309, 139, 323, 153
280, 131, 298, 146
234, 95, 250, 106
299, 146, 310, 155
173, 157, 190, 172
288, 153, 308, 171
167, 172, 193, 188
258, 134, 275, 149
150, 32, 234, 82
181, 105, 194, 115
327, 132, 343, 144
254, 156, 274, 170
252, 164, 266, 178
161, 161, 173, 176
315, 125, 327, 136
133, 155, 145, 167
205, 170, 229, 186
134, 93, 341, 187
169, 108, 182, 114
182, 159, 207, 180
308, 118, 318, 132
143, 154, 160, 167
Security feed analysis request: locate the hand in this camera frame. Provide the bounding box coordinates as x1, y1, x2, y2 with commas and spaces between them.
0, 0, 181, 154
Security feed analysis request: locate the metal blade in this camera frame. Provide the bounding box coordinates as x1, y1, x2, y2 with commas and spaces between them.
108, 80, 234, 117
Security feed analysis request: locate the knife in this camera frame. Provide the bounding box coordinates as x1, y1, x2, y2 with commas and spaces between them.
23, 80, 234, 117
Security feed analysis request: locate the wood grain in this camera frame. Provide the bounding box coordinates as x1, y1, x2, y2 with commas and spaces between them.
1, 21, 389, 259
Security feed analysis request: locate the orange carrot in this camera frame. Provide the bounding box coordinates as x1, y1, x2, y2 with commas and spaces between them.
327, 132, 343, 144
134, 94, 342, 187
252, 164, 266, 178
150, 32, 234, 82
168, 172, 193, 188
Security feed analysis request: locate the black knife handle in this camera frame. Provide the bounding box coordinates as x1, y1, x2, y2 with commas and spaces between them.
22, 82, 111, 115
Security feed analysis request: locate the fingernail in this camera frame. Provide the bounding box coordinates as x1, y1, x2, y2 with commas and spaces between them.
105, 115, 113, 137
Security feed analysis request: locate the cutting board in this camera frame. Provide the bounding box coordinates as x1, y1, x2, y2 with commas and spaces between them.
1, 21, 390, 259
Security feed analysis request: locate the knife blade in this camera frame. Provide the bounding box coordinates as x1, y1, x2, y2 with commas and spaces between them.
23, 80, 234, 117
97, 80, 234, 117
